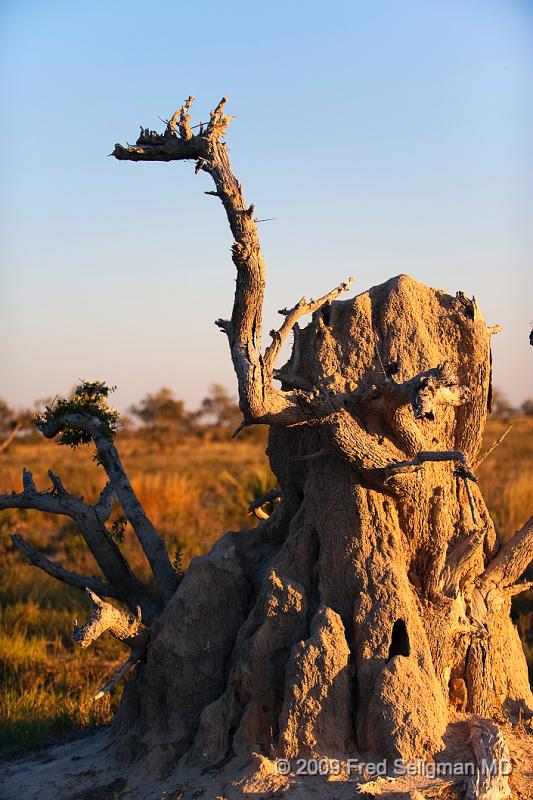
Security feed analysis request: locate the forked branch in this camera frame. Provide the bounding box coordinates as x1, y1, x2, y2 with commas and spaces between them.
11, 532, 118, 598
264, 278, 355, 373
0, 467, 157, 620
36, 410, 176, 602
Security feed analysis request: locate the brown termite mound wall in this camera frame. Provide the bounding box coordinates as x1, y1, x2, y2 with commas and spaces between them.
113, 275, 532, 772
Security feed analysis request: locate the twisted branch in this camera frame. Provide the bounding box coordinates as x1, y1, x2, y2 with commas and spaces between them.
11, 532, 118, 597
113, 95, 354, 427
36, 413, 176, 603
360, 362, 470, 422
0, 468, 158, 620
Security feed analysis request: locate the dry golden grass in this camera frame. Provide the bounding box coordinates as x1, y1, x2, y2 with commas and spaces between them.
476, 416, 533, 542
0, 419, 531, 757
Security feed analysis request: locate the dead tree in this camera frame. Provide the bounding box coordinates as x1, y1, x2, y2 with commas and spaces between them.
2, 98, 532, 779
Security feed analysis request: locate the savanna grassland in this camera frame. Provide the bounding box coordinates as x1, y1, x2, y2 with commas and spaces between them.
0, 417, 532, 758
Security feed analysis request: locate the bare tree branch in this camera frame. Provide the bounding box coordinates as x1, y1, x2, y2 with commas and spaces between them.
94, 481, 116, 519
92, 655, 140, 701
167, 94, 195, 139
474, 425, 512, 471
384, 449, 470, 480
11, 532, 118, 598
263, 278, 355, 373
73, 589, 149, 654
36, 413, 177, 602
113, 96, 355, 427
248, 489, 281, 520
480, 515, 533, 590
359, 362, 470, 422
383, 449, 479, 522
0, 468, 157, 620
0, 421, 22, 454
73, 589, 149, 700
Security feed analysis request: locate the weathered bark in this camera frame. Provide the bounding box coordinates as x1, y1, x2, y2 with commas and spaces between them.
1, 468, 159, 622
73, 589, 150, 701
36, 413, 177, 602
73, 589, 148, 653
466, 717, 512, 800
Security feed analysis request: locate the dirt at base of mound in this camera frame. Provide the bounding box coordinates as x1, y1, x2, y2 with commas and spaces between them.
1, 721, 531, 800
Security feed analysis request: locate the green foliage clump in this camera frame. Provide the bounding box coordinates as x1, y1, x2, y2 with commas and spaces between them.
172, 549, 183, 576
92, 448, 108, 468
108, 515, 128, 545
34, 381, 119, 448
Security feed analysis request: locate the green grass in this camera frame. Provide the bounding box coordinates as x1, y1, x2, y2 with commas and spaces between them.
0, 566, 124, 757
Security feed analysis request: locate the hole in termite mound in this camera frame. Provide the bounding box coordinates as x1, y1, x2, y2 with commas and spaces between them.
387, 619, 410, 661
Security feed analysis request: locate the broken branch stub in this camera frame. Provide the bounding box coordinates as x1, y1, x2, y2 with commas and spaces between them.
73, 589, 149, 656
73, 589, 149, 701
465, 718, 512, 800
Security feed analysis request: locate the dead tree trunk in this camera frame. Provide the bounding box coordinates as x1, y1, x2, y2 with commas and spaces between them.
2, 98, 531, 782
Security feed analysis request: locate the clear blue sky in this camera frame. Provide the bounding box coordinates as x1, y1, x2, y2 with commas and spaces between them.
1, 0, 531, 412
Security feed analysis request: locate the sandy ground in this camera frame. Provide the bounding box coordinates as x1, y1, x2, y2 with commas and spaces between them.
1, 722, 532, 800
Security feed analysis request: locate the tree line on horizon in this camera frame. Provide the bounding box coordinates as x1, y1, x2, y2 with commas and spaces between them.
0, 384, 265, 450
1, 384, 531, 453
